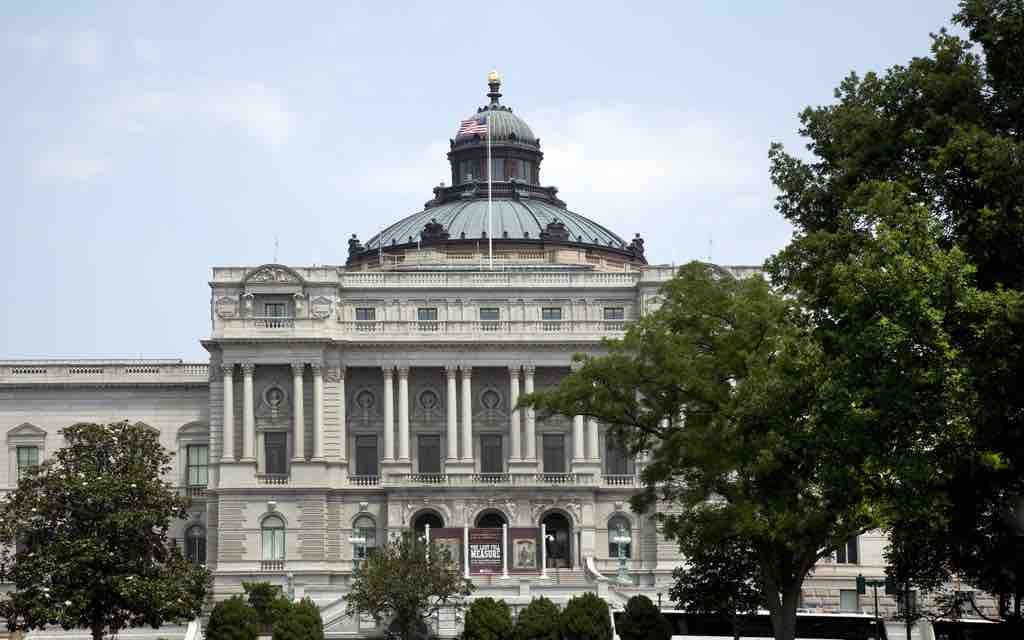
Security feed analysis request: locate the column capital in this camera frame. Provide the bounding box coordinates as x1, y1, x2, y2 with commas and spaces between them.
445, 364, 458, 378
291, 362, 306, 376
382, 365, 395, 379
325, 367, 344, 383
310, 363, 324, 376
220, 363, 235, 377
508, 364, 521, 378
241, 363, 255, 375
397, 365, 410, 378
523, 364, 536, 376
460, 365, 473, 377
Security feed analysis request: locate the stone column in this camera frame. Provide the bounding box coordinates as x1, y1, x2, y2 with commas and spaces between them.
460, 366, 473, 462
241, 364, 255, 461
398, 365, 410, 462
508, 366, 521, 461
587, 418, 599, 462
573, 415, 585, 462
291, 363, 305, 461
221, 364, 235, 462
383, 366, 395, 461
446, 365, 459, 461
337, 367, 347, 461
311, 364, 324, 461
523, 365, 536, 461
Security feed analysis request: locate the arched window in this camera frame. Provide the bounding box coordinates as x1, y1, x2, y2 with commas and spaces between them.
476, 511, 507, 528
352, 515, 377, 566
608, 516, 631, 559
185, 525, 206, 565
413, 511, 444, 536
261, 515, 286, 562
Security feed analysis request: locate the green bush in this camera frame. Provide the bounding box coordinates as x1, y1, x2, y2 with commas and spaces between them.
206, 596, 259, 640
512, 597, 560, 640
271, 597, 324, 640
243, 581, 291, 629
462, 597, 513, 640
560, 593, 610, 640
617, 595, 670, 640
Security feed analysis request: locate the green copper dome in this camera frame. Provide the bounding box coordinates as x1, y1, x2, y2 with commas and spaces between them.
454, 108, 537, 146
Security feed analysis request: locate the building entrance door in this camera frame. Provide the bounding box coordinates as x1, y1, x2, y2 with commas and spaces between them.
542, 512, 571, 569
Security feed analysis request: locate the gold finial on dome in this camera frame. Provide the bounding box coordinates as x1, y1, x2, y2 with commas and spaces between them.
487, 70, 502, 106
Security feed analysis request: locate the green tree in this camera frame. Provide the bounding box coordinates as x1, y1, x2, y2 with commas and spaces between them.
343, 530, 472, 640
462, 597, 513, 640
767, 0, 1024, 623
0, 421, 211, 640
242, 581, 292, 630
206, 597, 259, 640
522, 263, 881, 640
559, 593, 610, 640
616, 595, 670, 640
272, 598, 323, 640
511, 597, 560, 640
670, 533, 765, 640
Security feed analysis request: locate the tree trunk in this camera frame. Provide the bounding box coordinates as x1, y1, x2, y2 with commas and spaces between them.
765, 584, 799, 640
91, 624, 103, 640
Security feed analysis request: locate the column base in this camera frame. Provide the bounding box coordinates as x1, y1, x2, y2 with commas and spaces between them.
444, 459, 475, 474
380, 459, 412, 478
508, 459, 538, 474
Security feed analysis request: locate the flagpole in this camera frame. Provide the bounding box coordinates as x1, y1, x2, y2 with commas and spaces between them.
487, 115, 493, 270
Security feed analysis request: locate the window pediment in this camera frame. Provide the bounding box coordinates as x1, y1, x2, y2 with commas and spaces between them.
7, 423, 46, 443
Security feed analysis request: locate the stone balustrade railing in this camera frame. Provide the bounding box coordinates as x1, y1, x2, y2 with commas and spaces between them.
0, 360, 209, 385
380, 472, 617, 488
336, 320, 627, 337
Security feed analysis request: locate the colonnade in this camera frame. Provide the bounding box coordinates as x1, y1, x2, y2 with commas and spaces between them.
219, 362, 601, 470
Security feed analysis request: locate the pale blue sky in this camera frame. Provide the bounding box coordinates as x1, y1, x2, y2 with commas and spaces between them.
3, 1, 960, 360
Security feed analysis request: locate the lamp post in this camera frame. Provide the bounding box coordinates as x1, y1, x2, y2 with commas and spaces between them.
611, 525, 632, 584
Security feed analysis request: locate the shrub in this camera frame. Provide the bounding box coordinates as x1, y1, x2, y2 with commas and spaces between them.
617, 595, 670, 640
243, 581, 290, 629
462, 597, 513, 640
206, 596, 259, 640
512, 597, 560, 640
560, 593, 610, 640
272, 597, 324, 640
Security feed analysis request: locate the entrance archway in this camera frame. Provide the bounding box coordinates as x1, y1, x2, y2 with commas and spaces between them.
475, 510, 507, 528
541, 512, 572, 569
412, 511, 444, 535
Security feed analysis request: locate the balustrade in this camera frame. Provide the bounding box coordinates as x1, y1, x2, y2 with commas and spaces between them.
256, 474, 290, 485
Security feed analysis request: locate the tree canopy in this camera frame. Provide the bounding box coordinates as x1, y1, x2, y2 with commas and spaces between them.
768, 0, 1024, 620
343, 531, 472, 640
0, 421, 211, 640
523, 262, 881, 640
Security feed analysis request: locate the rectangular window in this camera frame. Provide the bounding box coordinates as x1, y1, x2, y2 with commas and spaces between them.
542, 434, 566, 473
16, 446, 39, 480
418, 307, 439, 331
835, 535, 859, 564
480, 435, 503, 474
264, 302, 287, 317
605, 438, 633, 476
356, 435, 379, 477
186, 444, 209, 486
542, 307, 562, 331
418, 435, 441, 474
839, 589, 859, 612
355, 307, 375, 321
264, 432, 288, 476
479, 307, 500, 331
603, 307, 625, 320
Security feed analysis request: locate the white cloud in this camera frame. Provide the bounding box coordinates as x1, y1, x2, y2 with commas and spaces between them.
35, 148, 110, 182
109, 83, 296, 145
529, 103, 769, 210
66, 31, 103, 67
7, 31, 50, 55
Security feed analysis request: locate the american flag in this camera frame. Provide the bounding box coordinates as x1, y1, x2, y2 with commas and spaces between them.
458, 117, 488, 136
